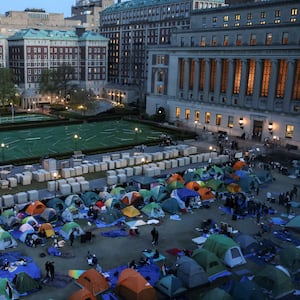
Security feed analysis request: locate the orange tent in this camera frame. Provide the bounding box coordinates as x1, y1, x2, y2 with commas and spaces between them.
115, 268, 157, 300
68, 287, 96, 300
25, 201, 46, 216
121, 191, 143, 206
185, 181, 201, 192
227, 183, 242, 193
198, 187, 215, 201
38, 223, 55, 238
233, 160, 247, 171
166, 173, 184, 185
76, 269, 110, 296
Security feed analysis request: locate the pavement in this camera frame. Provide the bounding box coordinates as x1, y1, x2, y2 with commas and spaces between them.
3, 134, 300, 300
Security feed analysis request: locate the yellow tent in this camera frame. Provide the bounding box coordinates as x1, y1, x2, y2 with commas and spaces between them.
122, 205, 141, 218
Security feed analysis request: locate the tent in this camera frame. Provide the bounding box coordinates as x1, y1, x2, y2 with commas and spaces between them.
171, 188, 200, 209
285, 215, 300, 232
191, 248, 228, 280
172, 256, 209, 289
160, 197, 180, 214
141, 202, 165, 218
39, 207, 57, 223
202, 234, 246, 268
6, 216, 21, 229
98, 208, 123, 224
65, 194, 84, 207
46, 197, 67, 214
150, 185, 169, 202
228, 278, 265, 300
198, 187, 215, 202
199, 287, 233, 300
253, 265, 295, 299
59, 221, 84, 240
121, 205, 141, 218
205, 179, 226, 192
115, 268, 157, 300
166, 181, 185, 193
68, 287, 96, 300
0, 229, 18, 250
155, 274, 187, 298
12, 271, 41, 295
21, 216, 39, 227
233, 160, 247, 170
279, 245, 300, 273
130, 175, 157, 190
166, 173, 184, 184
81, 191, 100, 207
76, 269, 110, 296
25, 201, 46, 216
0, 278, 19, 300
38, 223, 55, 238
234, 233, 259, 255
121, 191, 143, 206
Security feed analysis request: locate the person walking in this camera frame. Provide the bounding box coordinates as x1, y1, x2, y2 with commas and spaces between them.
48, 261, 55, 281
153, 229, 159, 246
151, 227, 157, 245
69, 230, 75, 247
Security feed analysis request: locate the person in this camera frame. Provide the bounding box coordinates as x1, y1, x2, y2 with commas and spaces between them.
151, 227, 157, 245
153, 229, 159, 246
48, 261, 55, 281
92, 254, 98, 265
69, 230, 75, 247
87, 251, 93, 266
45, 261, 50, 279
129, 260, 137, 269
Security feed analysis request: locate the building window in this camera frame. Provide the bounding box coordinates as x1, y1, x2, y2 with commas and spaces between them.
210, 59, 217, 92
199, 59, 205, 91
200, 36, 206, 47
292, 60, 300, 100
276, 59, 288, 98
221, 59, 228, 93
236, 34, 242, 46
223, 35, 229, 46
247, 59, 256, 96
235, 14, 240, 21
211, 36, 217, 46
228, 116, 234, 128
282, 32, 289, 45
285, 125, 294, 138
261, 11, 266, 18
189, 60, 195, 90
194, 110, 200, 122
185, 109, 190, 120
275, 10, 281, 17
291, 8, 298, 16
212, 16, 217, 23
247, 13, 252, 20
261, 59, 272, 97
205, 112, 210, 124
250, 34, 256, 46
216, 114, 222, 126
157, 85, 163, 94
176, 107, 180, 118
223, 15, 229, 22
233, 59, 242, 94
265, 33, 272, 45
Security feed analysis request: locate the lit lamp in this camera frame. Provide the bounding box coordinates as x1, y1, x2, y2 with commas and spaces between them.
53, 171, 58, 197
209, 145, 213, 159
239, 117, 244, 129
1, 143, 5, 161
268, 122, 273, 135
74, 134, 79, 151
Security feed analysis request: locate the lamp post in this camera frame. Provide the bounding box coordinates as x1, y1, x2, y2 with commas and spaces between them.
10, 102, 14, 122
209, 145, 213, 161
134, 127, 139, 143
1, 143, 5, 162
53, 171, 58, 197
74, 134, 79, 151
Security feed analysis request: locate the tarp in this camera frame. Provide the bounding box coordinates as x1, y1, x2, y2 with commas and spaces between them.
155, 274, 186, 298
202, 234, 246, 268
253, 265, 295, 299
285, 215, 300, 232
115, 268, 157, 300
25, 201, 46, 216
131, 175, 157, 190
172, 256, 209, 289
76, 269, 110, 296
12, 271, 41, 295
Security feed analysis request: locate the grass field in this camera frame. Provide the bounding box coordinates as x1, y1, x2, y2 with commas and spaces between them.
0, 120, 171, 161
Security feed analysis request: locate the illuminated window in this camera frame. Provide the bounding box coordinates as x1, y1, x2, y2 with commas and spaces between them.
236, 34, 242, 46
235, 14, 241, 21
200, 36, 206, 47
247, 59, 256, 96
205, 112, 210, 124
250, 34, 256, 45
221, 59, 228, 93
285, 125, 294, 138
216, 114, 222, 126
228, 116, 234, 128
275, 10, 281, 17
292, 60, 300, 100
261, 59, 272, 97
157, 85, 163, 94
212, 16, 217, 23
265, 33, 272, 45
291, 8, 298, 16
199, 59, 205, 91
233, 59, 242, 94
223, 35, 229, 46
185, 109, 190, 120
276, 59, 288, 98
211, 36, 217, 46
176, 107, 180, 118
261, 11, 266, 18
194, 111, 200, 121
282, 32, 288, 45
210, 59, 217, 92
223, 15, 229, 22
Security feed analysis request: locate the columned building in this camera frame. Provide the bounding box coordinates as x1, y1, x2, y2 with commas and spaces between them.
146, 0, 300, 148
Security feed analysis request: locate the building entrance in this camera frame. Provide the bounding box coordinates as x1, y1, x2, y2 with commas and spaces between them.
252, 120, 263, 141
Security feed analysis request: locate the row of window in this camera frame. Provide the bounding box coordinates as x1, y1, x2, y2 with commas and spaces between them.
175, 107, 295, 138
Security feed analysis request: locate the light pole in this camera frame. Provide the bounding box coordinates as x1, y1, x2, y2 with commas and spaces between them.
1, 143, 5, 161
74, 134, 79, 151
209, 145, 213, 159
134, 127, 139, 143
53, 171, 58, 197
10, 102, 14, 122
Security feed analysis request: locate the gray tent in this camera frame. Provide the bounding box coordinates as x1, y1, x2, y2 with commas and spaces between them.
172, 256, 209, 289
155, 274, 187, 298
161, 197, 180, 214
234, 233, 259, 255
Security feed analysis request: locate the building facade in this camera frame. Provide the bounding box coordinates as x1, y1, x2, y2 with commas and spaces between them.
146, 0, 300, 148
7, 28, 109, 109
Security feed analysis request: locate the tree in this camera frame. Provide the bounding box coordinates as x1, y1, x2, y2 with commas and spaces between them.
0, 68, 17, 106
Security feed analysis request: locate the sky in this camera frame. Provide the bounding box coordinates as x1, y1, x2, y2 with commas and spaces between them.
0, 0, 77, 18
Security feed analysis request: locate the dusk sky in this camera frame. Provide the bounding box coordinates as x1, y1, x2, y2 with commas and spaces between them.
0, 1, 77, 17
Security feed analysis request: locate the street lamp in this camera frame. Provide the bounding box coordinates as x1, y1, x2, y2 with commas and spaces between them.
74, 134, 79, 151
1, 143, 5, 161
53, 171, 58, 197
10, 102, 14, 122
209, 145, 213, 160
134, 127, 139, 143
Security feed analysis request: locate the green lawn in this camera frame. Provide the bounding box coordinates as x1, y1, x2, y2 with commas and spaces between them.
0, 120, 170, 161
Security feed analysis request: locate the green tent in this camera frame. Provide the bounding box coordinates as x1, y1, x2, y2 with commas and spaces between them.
141, 202, 165, 218
205, 179, 226, 192
155, 274, 187, 298
0, 278, 18, 299
253, 265, 295, 299
161, 197, 180, 214
285, 215, 300, 232
150, 185, 169, 202
81, 191, 99, 207
192, 248, 228, 279
202, 234, 246, 268
58, 221, 84, 240
279, 245, 300, 273
229, 278, 265, 300
199, 287, 233, 300
0, 230, 18, 250
12, 272, 41, 295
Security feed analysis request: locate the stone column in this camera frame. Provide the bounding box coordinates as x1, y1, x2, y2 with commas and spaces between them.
283, 59, 296, 112
267, 59, 278, 110
193, 58, 200, 101
252, 59, 262, 108
238, 59, 248, 106
226, 59, 234, 104
203, 58, 211, 102
183, 58, 190, 99
214, 58, 222, 102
